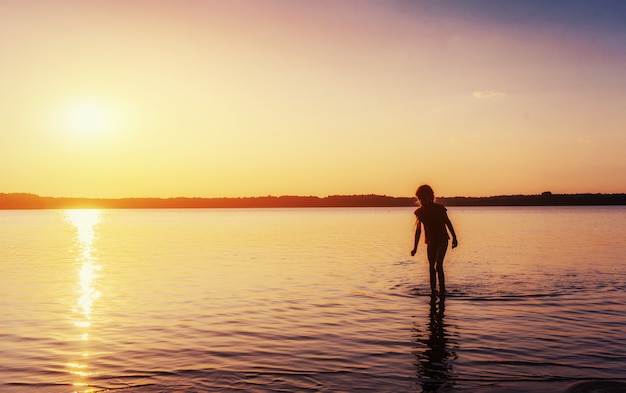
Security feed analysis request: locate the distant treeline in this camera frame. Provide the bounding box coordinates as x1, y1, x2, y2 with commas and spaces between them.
0, 193, 413, 209
1, 192, 625, 210
438, 192, 626, 206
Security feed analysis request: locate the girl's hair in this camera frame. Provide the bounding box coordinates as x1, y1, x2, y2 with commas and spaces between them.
416, 184, 435, 204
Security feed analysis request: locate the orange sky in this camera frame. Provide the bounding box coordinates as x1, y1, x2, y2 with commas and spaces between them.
2, 1, 625, 198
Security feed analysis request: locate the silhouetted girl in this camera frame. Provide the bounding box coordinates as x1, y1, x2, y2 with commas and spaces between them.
411, 185, 458, 295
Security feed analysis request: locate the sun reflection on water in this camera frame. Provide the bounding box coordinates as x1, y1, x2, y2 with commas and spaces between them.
65, 209, 102, 392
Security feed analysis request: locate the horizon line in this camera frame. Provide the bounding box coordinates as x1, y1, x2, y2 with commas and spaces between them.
2, 191, 626, 200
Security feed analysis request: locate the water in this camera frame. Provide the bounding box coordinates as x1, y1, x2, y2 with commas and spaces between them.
1, 207, 625, 392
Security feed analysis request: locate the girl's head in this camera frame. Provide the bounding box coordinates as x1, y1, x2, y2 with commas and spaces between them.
415, 184, 435, 205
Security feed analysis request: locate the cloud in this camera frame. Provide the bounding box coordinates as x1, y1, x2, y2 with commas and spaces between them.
473, 91, 507, 99
576, 136, 595, 147
450, 135, 482, 144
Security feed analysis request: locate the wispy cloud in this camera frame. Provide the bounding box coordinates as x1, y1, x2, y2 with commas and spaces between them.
450, 135, 482, 144
576, 136, 595, 147
473, 91, 507, 99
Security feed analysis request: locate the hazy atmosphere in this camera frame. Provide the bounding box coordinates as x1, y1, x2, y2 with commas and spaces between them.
2, 0, 625, 198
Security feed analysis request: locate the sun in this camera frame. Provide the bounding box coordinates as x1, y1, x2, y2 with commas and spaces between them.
64, 100, 109, 137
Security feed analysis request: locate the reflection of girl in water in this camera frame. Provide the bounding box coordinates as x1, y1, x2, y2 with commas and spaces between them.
416, 296, 453, 391
410, 185, 458, 295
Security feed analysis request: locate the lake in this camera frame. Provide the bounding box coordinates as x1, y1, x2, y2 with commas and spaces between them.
1, 207, 625, 392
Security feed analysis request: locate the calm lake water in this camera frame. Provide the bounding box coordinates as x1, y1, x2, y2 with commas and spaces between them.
1, 207, 625, 393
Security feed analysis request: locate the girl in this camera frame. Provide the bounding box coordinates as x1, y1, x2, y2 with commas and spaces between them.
411, 185, 458, 294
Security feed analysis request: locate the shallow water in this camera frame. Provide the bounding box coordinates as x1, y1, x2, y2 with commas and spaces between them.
1, 207, 625, 392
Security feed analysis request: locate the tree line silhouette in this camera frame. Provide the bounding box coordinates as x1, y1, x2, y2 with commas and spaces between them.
1, 192, 625, 209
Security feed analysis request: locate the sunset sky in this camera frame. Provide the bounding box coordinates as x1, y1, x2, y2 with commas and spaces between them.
2, 0, 625, 198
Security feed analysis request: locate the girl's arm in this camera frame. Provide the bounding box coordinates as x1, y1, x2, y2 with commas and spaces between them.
445, 215, 458, 248
411, 220, 421, 256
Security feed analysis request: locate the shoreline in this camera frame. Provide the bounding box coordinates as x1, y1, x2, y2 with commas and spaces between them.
1, 192, 626, 210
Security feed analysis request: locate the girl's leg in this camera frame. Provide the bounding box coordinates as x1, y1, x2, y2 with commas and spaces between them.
434, 240, 449, 293
427, 244, 438, 292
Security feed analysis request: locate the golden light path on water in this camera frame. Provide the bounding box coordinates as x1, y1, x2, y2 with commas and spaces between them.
65, 209, 102, 392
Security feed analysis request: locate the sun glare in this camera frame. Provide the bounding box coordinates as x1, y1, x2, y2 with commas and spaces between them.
64, 100, 108, 137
